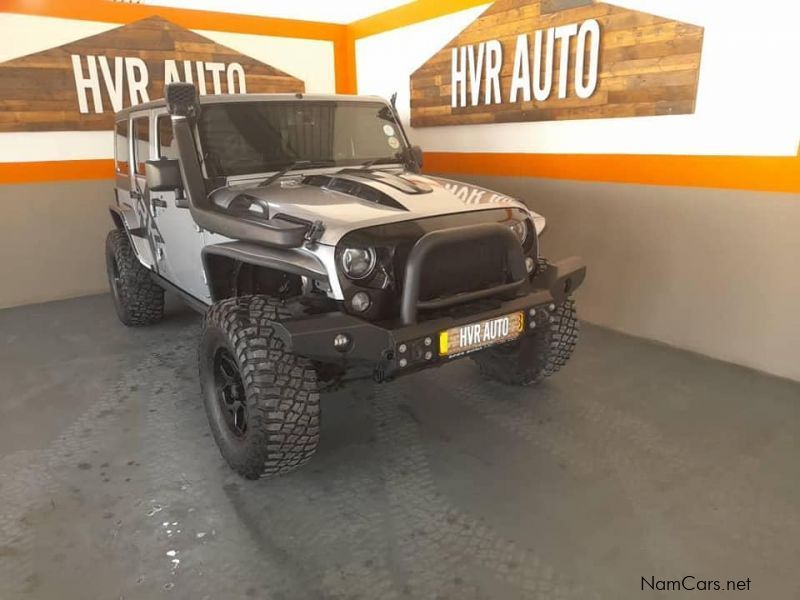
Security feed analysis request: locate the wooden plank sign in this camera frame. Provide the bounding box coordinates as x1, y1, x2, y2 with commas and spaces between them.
410, 0, 703, 127
0, 16, 305, 132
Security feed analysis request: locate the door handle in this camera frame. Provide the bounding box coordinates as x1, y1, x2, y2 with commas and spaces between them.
130, 190, 142, 200
151, 197, 168, 209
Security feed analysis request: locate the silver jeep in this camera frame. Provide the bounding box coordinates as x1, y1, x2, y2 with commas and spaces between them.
106, 83, 586, 479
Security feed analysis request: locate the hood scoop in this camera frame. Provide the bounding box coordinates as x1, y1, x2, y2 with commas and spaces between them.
303, 173, 409, 211
335, 169, 433, 194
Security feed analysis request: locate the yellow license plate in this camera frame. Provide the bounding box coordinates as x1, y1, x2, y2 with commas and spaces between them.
439, 311, 525, 357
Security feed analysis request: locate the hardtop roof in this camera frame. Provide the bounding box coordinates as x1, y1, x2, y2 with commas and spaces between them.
114, 93, 389, 120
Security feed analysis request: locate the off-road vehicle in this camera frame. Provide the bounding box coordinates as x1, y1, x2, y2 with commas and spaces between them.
106, 83, 586, 479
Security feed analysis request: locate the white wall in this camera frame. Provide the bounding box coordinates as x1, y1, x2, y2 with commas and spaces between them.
356, 0, 800, 157
0, 13, 336, 163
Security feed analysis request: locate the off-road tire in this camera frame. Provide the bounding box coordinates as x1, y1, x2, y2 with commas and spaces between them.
105, 229, 164, 326
472, 258, 579, 385
199, 295, 321, 479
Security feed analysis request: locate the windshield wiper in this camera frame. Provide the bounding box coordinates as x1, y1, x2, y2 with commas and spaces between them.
257, 160, 334, 188
356, 158, 380, 169
346, 156, 403, 171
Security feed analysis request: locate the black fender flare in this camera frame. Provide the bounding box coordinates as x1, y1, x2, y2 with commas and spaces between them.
109, 205, 126, 231
201, 241, 329, 303
109, 204, 146, 238
108, 205, 141, 250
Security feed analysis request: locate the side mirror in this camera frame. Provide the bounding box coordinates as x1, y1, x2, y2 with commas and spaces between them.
145, 158, 182, 192
410, 145, 424, 170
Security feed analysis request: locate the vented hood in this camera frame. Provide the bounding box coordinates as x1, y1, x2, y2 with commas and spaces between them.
302, 170, 433, 211
210, 169, 543, 246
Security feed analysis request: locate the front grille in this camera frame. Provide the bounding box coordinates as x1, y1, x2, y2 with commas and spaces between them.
415, 237, 508, 301
336, 208, 531, 322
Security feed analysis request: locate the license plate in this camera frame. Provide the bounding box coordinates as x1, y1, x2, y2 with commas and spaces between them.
439, 311, 525, 357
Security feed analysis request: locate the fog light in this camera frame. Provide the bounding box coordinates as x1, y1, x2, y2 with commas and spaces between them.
424, 351, 433, 360
399, 358, 408, 368
351, 291, 371, 312
424, 337, 432, 346
525, 257, 536, 273
398, 343, 407, 353
333, 333, 351, 351
528, 307, 536, 317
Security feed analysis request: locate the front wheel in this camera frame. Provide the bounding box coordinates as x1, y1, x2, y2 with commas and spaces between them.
471, 297, 579, 386
199, 296, 321, 479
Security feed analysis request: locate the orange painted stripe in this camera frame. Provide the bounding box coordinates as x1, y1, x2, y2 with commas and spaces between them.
423, 153, 800, 194
350, 0, 490, 39
3, 154, 798, 192
1, 0, 345, 40
0, 159, 114, 184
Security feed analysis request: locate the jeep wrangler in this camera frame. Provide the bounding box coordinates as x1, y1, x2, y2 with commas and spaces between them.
106, 83, 586, 479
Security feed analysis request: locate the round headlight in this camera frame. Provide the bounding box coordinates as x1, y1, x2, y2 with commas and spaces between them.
341, 247, 377, 280
509, 220, 528, 245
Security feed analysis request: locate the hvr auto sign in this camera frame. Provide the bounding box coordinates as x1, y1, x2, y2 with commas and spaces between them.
70, 56, 247, 114
451, 18, 600, 108
410, 0, 704, 127
0, 16, 305, 132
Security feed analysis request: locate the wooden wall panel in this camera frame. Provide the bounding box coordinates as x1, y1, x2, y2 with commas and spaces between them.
0, 16, 305, 132
409, 0, 703, 127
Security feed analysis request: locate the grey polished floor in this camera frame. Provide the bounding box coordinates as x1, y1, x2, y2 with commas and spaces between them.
0, 294, 798, 599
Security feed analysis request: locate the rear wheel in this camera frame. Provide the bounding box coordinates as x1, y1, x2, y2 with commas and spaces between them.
199, 295, 321, 479
105, 229, 164, 326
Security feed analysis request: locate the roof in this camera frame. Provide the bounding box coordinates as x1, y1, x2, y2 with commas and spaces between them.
115, 93, 388, 119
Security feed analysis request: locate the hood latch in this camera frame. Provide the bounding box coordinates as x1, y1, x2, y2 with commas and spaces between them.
304, 220, 325, 245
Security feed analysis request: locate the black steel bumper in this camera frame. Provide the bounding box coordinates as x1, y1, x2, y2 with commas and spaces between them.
273, 256, 586, 381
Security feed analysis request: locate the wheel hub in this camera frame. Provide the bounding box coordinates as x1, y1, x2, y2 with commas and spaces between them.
214, 348, 248, 437
110, 258, 122, 293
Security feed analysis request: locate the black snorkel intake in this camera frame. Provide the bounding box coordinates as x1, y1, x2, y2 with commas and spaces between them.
163, 83, 309, 248
165, 83, 208, 209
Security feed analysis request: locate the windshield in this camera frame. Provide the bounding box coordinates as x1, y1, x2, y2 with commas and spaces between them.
197, 100, 408, 178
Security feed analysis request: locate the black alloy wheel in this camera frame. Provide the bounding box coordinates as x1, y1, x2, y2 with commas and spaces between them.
199, 295, 321, 479
213, 348, 248, 437
108, 254, 123, 311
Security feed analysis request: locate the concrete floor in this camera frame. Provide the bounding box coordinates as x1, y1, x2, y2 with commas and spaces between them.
0, 295, 798, 600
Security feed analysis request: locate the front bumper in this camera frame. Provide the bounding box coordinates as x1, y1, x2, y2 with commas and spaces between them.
273, 256, 586, 381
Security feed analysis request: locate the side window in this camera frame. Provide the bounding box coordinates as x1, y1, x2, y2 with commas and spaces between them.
115, 120, 129, 174
157, 115, 179, 159
132, 116, 150, 175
